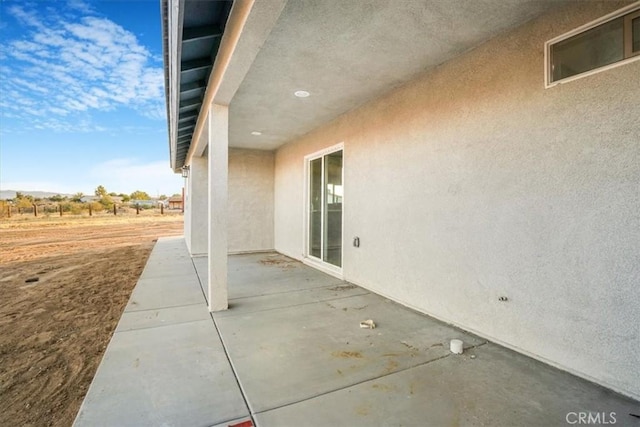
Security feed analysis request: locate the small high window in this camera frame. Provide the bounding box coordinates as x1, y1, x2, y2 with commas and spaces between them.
546, 5, 640, 86
624, 10, 640, 57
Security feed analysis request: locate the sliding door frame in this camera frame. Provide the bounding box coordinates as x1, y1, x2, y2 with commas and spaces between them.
302, 142, 344, 279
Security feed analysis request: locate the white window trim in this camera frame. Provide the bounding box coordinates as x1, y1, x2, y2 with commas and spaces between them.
545, 1, 640, 88
624, 10, 640, 58
302, 142, 344, 279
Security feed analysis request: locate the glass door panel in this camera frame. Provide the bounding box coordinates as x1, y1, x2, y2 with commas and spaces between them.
323, 151, 342, 267
307, 149, 343, 268
309, 158, 322, 259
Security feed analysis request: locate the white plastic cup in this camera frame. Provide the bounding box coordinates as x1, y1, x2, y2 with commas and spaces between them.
450, 339, 464, 354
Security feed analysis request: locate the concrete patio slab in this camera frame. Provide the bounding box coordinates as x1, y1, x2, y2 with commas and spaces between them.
116, 303, 209, 332
125, 276, 204, 312
216, 283, 371, 317
193, 253, 345, 300
74, 320, 249, 427
138, 262, 198, 279
255, 342, 640, 426
76, 238, 640, 427
74, 237, 249, 427
214, 291, 486, 413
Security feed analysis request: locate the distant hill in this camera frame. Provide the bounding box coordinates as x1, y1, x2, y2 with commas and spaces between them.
0, 190, 74, 200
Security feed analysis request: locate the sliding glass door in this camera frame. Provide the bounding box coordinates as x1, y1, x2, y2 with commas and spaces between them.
308, 148, 343, 268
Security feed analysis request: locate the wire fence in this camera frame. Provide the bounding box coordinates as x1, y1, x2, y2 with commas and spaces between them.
0, 201, 183, 219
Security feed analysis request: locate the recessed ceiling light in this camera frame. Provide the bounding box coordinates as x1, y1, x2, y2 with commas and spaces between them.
294, 90, 310, 98
251, 131, 262, 136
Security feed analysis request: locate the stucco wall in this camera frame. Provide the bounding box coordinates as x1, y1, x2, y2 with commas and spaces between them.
274, 2, 640, 399
185, 155, 209, 256
229, 148, 275, 253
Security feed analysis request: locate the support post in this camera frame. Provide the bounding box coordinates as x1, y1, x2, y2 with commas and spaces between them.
207, 104, 229, 312
185, 156, 208, 255
33, 204, 38, 217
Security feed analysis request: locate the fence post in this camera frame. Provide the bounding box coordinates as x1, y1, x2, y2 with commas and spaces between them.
7, 206, 10, 218
160, 203, 164, 215
59, 204, 63, 217
113, 204, 117, 215
136, 204, 140, 215
89, 204, 92, 216
33, 204, 38, 217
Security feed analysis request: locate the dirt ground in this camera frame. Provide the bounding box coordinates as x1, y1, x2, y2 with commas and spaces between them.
0, 213, 183, 427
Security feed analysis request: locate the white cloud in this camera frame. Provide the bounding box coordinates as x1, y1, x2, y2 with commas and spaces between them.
13, 78, 49, 94
66, 0, 95, 15
6, 5, 44, 30
89, 159, 182, 196
1, 4, 165, 132
1, 112, 105, 133
1, 159, 182, 196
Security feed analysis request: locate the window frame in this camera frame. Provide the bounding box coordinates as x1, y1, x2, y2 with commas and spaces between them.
545, 2, 640, 88
302, 142, 345, 279
624, 9, 640, 58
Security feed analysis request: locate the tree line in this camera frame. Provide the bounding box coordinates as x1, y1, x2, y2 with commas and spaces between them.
4, 186, 181, 216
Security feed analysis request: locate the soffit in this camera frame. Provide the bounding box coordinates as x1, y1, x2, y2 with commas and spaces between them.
229, 0, 567, 150
173, 0, 232, 169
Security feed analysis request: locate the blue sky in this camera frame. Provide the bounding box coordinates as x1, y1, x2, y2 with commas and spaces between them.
0, 0, 183, 197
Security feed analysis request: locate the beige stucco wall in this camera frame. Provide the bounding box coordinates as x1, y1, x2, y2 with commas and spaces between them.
229, 148, 274, 253
274, 2, 640, 399
185, 155, 209, 256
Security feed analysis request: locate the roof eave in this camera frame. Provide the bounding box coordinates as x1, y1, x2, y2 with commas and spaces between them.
162, 0, 186, 173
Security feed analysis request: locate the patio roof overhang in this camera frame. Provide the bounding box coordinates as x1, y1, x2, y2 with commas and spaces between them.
163, 0, 572, 171
162, 0, 233, 172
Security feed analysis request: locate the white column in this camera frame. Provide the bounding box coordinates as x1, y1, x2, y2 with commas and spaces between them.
183, 174, 191, 248
207, 104, 229, 311
185, 155, 208, 255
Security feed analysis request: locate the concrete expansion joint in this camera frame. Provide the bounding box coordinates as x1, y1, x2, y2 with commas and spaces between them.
229, 280, 347, 300
214, 299, 321, 318
215, 291, 371, 318
251, 341, 491, 417
358, 340, 489, 382
190, 257, 209, 303
209, 312, 256, 426
116, 317, 209, 334
125, 302, 202, 313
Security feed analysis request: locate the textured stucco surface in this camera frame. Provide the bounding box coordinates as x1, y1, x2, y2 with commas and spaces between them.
274, 2, 640, 399
185, 155, 208, 256
228, 148, 274, 253
229, 0, 571, 151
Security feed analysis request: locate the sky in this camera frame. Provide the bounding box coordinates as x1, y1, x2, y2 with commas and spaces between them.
0, 0, 183, 197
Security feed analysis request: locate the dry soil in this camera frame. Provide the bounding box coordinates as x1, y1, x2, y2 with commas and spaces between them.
0, 213, 183, 426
